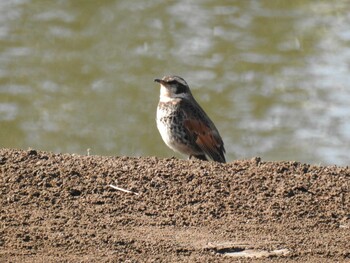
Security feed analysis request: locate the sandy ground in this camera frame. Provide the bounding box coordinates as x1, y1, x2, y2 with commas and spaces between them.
0, 148, 349, 262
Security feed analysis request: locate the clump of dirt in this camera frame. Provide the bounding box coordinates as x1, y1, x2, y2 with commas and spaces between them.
0, 148, 349, 262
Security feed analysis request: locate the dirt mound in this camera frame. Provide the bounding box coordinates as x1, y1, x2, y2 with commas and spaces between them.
0, 148, 349, 262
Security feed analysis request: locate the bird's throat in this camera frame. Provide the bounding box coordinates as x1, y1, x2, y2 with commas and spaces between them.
159, 85, 173, 102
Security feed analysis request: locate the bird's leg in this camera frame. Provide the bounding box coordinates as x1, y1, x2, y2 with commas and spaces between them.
189, 155, 208, 161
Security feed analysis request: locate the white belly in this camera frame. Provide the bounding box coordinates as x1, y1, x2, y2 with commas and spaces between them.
156, 116, 173, 149
156, 108, 198, 156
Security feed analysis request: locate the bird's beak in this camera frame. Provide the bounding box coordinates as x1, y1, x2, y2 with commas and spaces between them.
154, 78, 163, 84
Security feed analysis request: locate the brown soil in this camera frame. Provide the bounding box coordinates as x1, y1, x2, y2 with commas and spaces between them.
0, 148, 349, 262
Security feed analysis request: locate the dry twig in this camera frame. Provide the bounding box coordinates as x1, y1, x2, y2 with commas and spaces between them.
109, 184, 139, 195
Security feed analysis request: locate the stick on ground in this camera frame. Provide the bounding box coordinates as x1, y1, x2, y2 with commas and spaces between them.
109, 184, 139, 195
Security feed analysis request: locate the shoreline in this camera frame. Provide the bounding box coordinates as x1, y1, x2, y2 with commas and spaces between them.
0, 148, 349, 262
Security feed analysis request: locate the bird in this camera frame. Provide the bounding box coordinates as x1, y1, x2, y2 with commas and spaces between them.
154, 75, 226, 163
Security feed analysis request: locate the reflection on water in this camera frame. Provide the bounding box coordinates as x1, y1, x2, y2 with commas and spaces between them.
0, 0, 349, 165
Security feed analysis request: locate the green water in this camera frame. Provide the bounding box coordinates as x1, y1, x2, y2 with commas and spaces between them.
1, 0, 350, 165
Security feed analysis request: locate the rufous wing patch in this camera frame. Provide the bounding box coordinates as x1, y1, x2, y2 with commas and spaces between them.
183, 119, 222, 158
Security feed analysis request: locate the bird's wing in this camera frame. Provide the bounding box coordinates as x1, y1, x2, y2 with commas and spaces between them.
183, 118, 225, 162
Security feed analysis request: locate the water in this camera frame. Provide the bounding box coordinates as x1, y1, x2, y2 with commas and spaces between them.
1, 0, 350, 165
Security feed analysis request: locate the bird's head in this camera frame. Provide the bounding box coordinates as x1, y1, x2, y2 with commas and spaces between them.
154, 75, 192, 100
